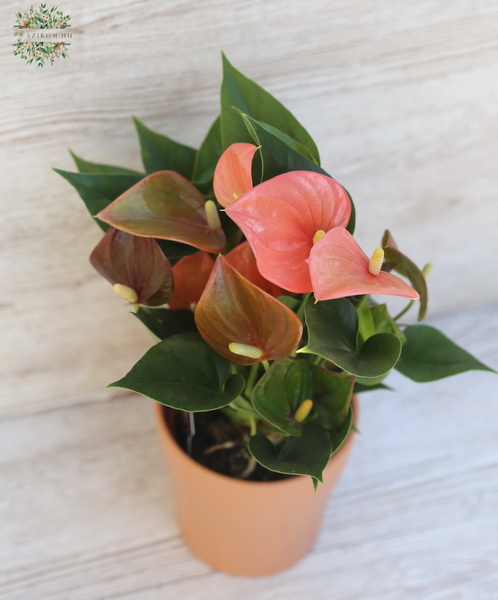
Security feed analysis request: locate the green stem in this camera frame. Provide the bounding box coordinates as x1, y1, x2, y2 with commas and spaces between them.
394, 300, 414, 321
244, 363, 260, 398
261, 360, 270, 372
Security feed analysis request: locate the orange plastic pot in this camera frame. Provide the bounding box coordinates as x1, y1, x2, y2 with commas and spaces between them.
155, 397, 359, 577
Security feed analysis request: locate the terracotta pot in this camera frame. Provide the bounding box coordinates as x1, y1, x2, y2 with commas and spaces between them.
155, 397, 359, 577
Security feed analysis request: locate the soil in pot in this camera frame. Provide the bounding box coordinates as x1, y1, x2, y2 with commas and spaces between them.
169, 407, 290, 482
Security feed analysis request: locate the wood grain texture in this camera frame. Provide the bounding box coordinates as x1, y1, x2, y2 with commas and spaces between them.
0, 305, 497, 599
1, 2, 497, 416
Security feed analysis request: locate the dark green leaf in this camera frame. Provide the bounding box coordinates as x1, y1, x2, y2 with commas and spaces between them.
109, 333, 245, 411
133, 117, 196, 178
70, 150, 142, 176
54, 169, 143, 231
252, 358, 313, 436
310, 365, 354, 430
299, 299, 402, 378
328, 406, 354, 457
371, 304, 406, 344
248, 424, 332, 482
396, 325, 495, 382
220, 54, 320, 162
134, 307, 196, 340
156, 239, 198, 265
191, 115, 222, 192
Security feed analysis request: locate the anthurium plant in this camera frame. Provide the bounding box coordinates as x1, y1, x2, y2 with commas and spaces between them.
57, 55, 494, 486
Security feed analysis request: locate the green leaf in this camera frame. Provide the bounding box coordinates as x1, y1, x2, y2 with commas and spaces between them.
133, 307, 196, 340
240, 113, 327, 181
133, 117, 196, 178
371, 304, 406, 344
156, 239, 198, 265
310, 365, 354, 430
220, 54, 320, 163
70, 150, 142, 176
54, 169, 143, 231
109, 333, 245, 411
191, 115, 223, 191
248, 424, 332, 482
252, 358, 313, 436
298, 298, 402, 378
328, 406, 354, 457
396, 325, 495, 382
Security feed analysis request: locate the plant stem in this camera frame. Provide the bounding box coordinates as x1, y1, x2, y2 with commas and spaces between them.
244, 363, 259, 397
394, 300, 414, 321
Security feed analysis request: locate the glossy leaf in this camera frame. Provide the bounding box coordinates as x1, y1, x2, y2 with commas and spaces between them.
371, 304, 406, 344
70, 150, 142, 175
109, 333, 245, 411
54, 169, 143, 231
396, 325, 495, 382
168, 251, 214, 310
328, 406, 354, 457
90, 228, 174, 306
299, 298, 402, 378
225, 241, 284, 297
382, 230, 428, 321
134, 307, 196, 340
195, 256, 303, 365
310, 365, 354, 430
213, 143, 259, 207
248, 424, 332, 483
226, 171, 351, 293
191, 115, 223, 191
310, 228, 420, 301
96, 171, 226, 253
220, 54, 320, 163
252, 359, 313, 436
133, 117, 196, 178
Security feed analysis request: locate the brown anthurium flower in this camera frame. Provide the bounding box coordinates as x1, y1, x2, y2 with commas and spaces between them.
90, 227, 174, 306
194, 256, 302, 365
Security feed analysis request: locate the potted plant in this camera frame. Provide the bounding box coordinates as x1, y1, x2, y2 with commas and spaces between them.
56, 55, 494, 577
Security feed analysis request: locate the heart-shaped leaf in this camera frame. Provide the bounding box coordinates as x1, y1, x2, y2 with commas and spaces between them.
310, 365, 354, 430
396, 325, 495, 382
195, 256, 303, 365
54, 169, 143, 231
220, 54, 320, 163
134, 307, 196, 341
90, 228, 174, 306
248, 424, 332, 483
109, 333, 245, 411
252, 358, 313, 436
299, 298, 402, 378
96, 171, 226, 253
133, 117, 196, 178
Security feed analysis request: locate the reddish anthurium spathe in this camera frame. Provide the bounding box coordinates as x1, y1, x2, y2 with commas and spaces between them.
309, 227, 420, 301
213, 143, 259, 207
96, 171, 226, 253
225, 241, 285, 297
90, 228, 174, 306
168, 251, 214, 311
225, 170, 351, 293
195, 256, 303, 365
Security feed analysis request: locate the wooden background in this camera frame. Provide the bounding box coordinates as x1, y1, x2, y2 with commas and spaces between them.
1, 1, 497, 597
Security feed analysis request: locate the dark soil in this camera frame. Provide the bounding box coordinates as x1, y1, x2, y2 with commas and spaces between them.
165, 407, 290, 482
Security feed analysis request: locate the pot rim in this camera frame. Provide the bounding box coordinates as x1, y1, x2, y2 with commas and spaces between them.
155, 396, 359, 488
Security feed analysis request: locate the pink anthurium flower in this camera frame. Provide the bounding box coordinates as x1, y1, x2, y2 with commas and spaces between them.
168, 252, 214, 311
226, 170, 352, 293
309, 227, 420, 301
225, 241, 285, 297
213, 143, 259, 207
